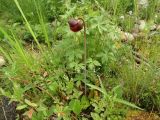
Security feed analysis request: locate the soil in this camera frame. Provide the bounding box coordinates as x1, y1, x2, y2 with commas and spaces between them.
125, 110, 160, 120
0, 97, 17, 120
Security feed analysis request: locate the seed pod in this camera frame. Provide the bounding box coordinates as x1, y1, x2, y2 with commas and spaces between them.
68, 19, 83, 32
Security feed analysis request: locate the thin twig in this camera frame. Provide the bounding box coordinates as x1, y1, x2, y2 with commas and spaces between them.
1, 100, 8, 120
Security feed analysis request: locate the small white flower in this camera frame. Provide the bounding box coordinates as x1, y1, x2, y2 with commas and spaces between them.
0, 56, 6, 67
138, 0, 148, 8
155, 15, 158, 18
124, 32, 134, 41
128, 11, 133, 15
138, 20, 146, 31
120, 15, 124, 20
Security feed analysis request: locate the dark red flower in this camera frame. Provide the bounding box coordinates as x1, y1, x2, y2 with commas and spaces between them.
68, 19, 83, 32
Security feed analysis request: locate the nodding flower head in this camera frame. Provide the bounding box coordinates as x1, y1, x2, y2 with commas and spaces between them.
68, 19, 84, 32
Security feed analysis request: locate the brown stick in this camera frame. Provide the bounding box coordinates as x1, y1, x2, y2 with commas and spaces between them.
78, 18, 87, 95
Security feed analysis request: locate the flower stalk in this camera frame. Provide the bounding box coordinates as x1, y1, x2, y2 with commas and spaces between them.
68, 18, 87, 95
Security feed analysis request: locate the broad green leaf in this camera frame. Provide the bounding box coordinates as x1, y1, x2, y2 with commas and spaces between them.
49, 82, 58, 94
81, 96, 90, 109
69, 99, 82, 115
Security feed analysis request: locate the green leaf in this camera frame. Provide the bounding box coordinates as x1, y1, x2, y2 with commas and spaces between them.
93, 60, 101, 66
91, 112, 103, 120
0, 88, 12, 97
49, 82, 58, 94
48, 105, 55, 117
24, 99, 38, 108
66, 81, 74, 94
86, 83, 108, 97
113, 98, 143, 110
111, 85, 123, 98
16, 104, 27, 110
69, 99, 82, 115
81, 96, 90, 109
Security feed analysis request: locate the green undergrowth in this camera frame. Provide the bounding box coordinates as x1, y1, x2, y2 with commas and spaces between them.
0, 0, 160, 119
